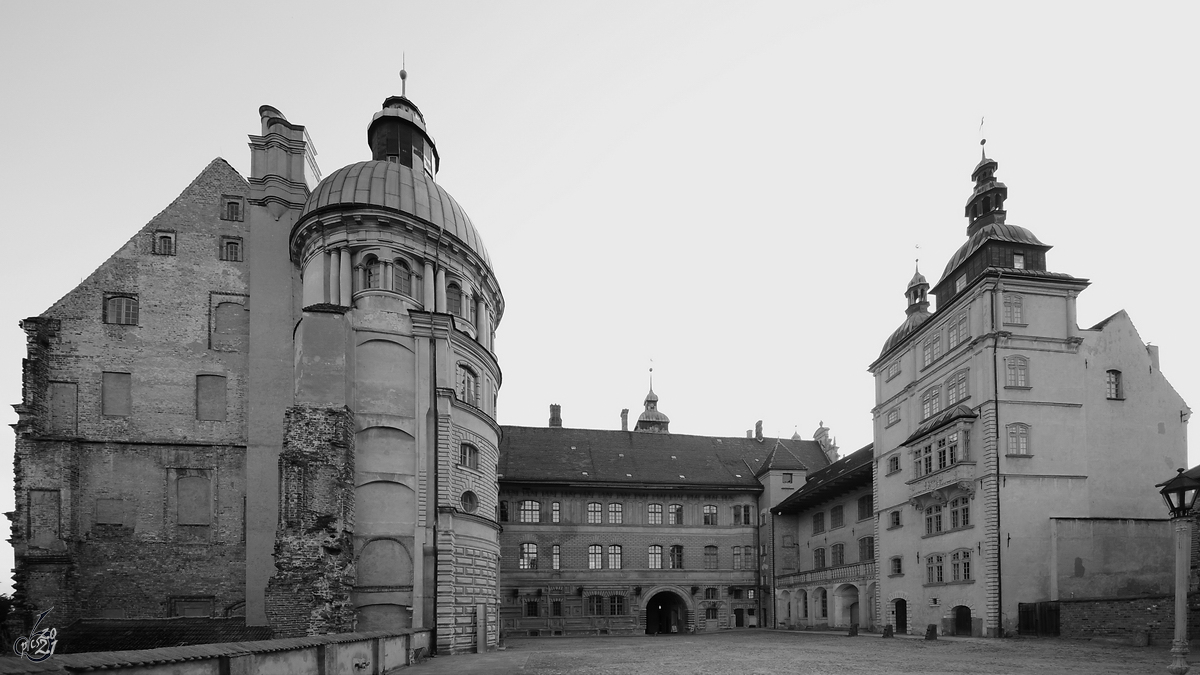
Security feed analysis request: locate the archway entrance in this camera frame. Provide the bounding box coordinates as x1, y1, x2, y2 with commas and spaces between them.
645, 591, 688, 635
894, 599, 908, 634
953, 605, 972, 636
849, 602, 859, 626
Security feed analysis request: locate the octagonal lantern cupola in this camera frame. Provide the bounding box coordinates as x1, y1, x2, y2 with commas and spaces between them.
965, 141, 1008, 235
367, 94, 440, 179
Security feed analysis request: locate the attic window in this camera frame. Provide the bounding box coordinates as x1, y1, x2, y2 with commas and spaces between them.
626, 473, 632, 477
735, 474, 742, 478
671, 455, 677, 459
618, 453, 624, 457
679, 475, 685, 479
582, 471, 589, 476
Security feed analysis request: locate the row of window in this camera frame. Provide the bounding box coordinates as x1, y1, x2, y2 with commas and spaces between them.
151, 231, 243, 261
883, 296, 1028, 382
810, 496, 872, 534
501, 500, 754, 526
517, 544, 760, 571
50, 372, 230, 425
522, 589, 757, 619
355, 251, 483, 325
885, 422, 1036, 478
885, 549, 972, 583
810, 537, 874, 569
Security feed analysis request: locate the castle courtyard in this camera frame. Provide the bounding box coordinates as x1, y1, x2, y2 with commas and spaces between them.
406, 630, 1174, 675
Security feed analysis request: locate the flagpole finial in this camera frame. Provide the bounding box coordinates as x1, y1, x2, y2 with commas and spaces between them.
400, 54, 408, 97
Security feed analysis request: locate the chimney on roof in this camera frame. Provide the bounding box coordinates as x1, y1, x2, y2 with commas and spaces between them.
621, 408, 629, 431
755, 420, 764, 442
746, 430, 752, 438
549, 404, 562, 428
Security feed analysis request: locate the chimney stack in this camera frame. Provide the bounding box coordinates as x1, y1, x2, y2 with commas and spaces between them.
549, 404, 562, 428
746, 430, 752, 438
620, 408, 629, 431
755, 420, 764, 442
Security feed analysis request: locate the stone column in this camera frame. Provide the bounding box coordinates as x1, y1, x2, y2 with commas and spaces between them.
329, 248, 341, 306
382, 261, 393, 291
435, 269, 446, 313
423, 261, 435, 309
475, 298, 487, 347
339, 248, 352, 306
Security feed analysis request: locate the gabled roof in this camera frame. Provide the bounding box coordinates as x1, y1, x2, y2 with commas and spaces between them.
54, 617, 271, 654
754, 440, 811, 478
499, 426, 831, 490
901, 404, 978, 446
775, 444, 874, 514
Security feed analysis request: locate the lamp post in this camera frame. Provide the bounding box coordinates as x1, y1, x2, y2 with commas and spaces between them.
1157, 468, 1200, 675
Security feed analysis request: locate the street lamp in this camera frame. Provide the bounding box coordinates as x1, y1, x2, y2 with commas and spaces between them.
1157, 467, 1200, 675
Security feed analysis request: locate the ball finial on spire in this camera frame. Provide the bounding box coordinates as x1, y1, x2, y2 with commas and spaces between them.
400, 54, 408, 96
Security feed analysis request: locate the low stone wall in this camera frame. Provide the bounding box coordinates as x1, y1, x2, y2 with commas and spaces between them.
1, 629, 430, 675
1058, 594, 1200, 644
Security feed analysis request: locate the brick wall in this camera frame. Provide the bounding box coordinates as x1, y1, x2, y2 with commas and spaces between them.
1058, 594, 1200, 643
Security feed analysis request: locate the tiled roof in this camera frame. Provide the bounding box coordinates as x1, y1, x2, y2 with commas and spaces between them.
499, 426, 831, 489
54, 617, 272, 654
754, 440, 811, 478
298, 160, 493, 270
775, 444, 874, 514
901, 404, 978, 446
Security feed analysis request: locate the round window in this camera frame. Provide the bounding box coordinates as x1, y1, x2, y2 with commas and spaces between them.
460, 491, 479, 514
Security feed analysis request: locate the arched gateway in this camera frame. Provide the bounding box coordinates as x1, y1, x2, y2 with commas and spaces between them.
644, 589, 690, 635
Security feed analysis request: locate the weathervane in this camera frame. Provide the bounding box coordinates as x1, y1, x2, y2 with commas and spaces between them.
400, 54, 407, 97
979, 116, 987, 159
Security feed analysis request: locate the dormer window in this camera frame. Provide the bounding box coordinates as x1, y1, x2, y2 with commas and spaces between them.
1013, 253, 1025, 269
954, 275, 966, 293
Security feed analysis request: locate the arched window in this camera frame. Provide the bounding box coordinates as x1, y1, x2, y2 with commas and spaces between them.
608, 503, 623, 524
859, 536, 874, 561
551, 544, 561, 570
1007, 423, 1031, 454
732, 546, 743, 570
1003, 294, 1023, 324
1006, 356, 1029, 388
1106, 370, 1123, 399
648, 545, 662, 569
949, 497, 970, 529
668, 545, 684, 569
363, 256, 381, 290
226, 201, 241, 221
456, 365, 478, 406
921, 387, 941, 419
588, 544, 602, 569
704, 545, 718, 569
519, 500, 540, 523
393, 259, 413, 296
945, 370, 968, 405
647, 503, 663, 525
587, 502, 602, 524
459, 443, 478, 470
154, 232, 175, 255
925, 505, 943, 535
813, 547, 826, 569
105, 295, 139, 325
519, 543, 537, 570
608, 545, 622, 569
818, 588, 828, 618
948, 313, 969, 349
831, 543, 845, 566
447, 281, 462, 316
922, 335, 942, 367
927, 554, 944, 584
703, 505, 717, 525
890, 556, 903, 576
952, 550, 972, 581
669, 504, 684, 525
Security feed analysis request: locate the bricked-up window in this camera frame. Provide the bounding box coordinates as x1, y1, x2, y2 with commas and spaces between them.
890, 556, 903, 575
525, 601, 538, 617
648, 545, 662, 569
153, 231, 176, 255
212, 302, 249, 350
552, 601, 562, 616
220, 236, 243, 262
588, 544, 603, 569
587, 502, 602, 524
177, 474, 212, 525
519, 543, 537, 570
610, 595, 625, 615
647, 503, 663, 525
733, 547, 742, 570
813, 547, 826, 570
519, 500, 540, 523
859, 536, 874, 561
48, 382, 78, 434
703, 505, 717, 525
95, 498, 126, 526
704, 546, 718, 569
608, 503, 622, 524
101, 372, 132, 416
551, 502, 560, 523
927, 554, 945, 584
812, 512, 825, 534
28, 489, 61, 546
830, 505, 844, 529
952, 549, 972, 581
705, 587, 718, 600
393, 259, 413, 296
608, 545, 622, 569
669, 503, 684, 525
172, 597, 214, 617
706, 606, 719, 620
105, 295, 139, 325
831, 543, 845, 566
588, 595, 604, 615
459, 443, 479, 470
196, 374, 227, 421
668, 545, 683, 569
551, 544, 560, 570
447, 282, 463, 317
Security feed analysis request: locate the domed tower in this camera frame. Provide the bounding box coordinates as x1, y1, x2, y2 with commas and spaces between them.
276, 87, 504, 653
634, 375, 670, 433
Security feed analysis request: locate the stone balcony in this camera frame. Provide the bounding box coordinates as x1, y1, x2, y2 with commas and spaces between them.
777, 561, 876, 587
907, 461, 978, 500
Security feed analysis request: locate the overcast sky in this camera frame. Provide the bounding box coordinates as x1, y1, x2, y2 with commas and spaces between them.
1, 1, 1196, 595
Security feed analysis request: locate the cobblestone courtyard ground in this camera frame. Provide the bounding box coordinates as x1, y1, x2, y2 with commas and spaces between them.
406, 630, 1178, 675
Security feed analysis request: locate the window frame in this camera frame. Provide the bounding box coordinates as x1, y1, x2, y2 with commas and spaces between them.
668, 503, 684, 525
551, 544, 561, 570
587, 502, 602, 524
104, 294, 140, 326
608, 502, 623, 524
551, 501, 560, 523
926, 553, 945, 585
152, 230, 176, 256
704, 545, 718, 570
830, 505, 844, 529
458, 443, 479, 470
859, 536, 874, 561
887, 455, 901, 475
857, 494, 873, 521
1006, 355, 1030, 388
811, 512, 825, 534
647, 503, 663, 525
1006, 423, 1031, 455
220, 236, 243, 262
951, 549, 972, 582
648, 545, 662, 569
831, 543, 845, 567
813, 547, 826, 570
668, 545, 683, 569
608, 545, 622, 570
1106, 369, 1124, 400
946, 370, 968, 406
890, 556, 903, 576
519, 543, 538, 570
519, 500, 541, 523
588, 544, 603, 570
921, 386, 942, 420
703, 504, 717, 525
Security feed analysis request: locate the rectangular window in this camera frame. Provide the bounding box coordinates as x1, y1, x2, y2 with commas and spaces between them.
831, 543, 844, 566
887, 455, 901, 474
610, 595, 625, 615
105, 295, 139, 325
608, 503, 623, 524
587, 502, 602, 524
830, 505, 844, 529
814, 548, 826, 569
608, 545, 622, 570
588, 595, 604, 615
891, 557, 903, 576
705, 587, 718, 600
458, 443, 478, 470
925, 505, 943, 535
519, 500, 540, 523
519, 543, 538, 570
706, 607, 719, 620
220, 236, 243, 262
886, 408, 899, 426
648, 545, 662, 569
812, 512, 825, 534
196, 374, 227, 422
889, 510, 901, 529
859, 536, 874, 561
857, 495, 873, 521
551, 502, 560, 523
101, 372, 132, 416
526, 601, 539, 618
588, 544, 602, 569
669, 504, 684, 525
703, 505, 717, 525
704, 545, 717, 570
152, 231, 176, 255
647, 503, 663, 525
552, 544, 560, 570
1106, 370, 1123, 399
782, 473, 793, 484
552, 601, 562, 617
668, 545, 683, 569
1013, 253, 1025, 269
733, 546, 742, 570
886, 361, 901, 380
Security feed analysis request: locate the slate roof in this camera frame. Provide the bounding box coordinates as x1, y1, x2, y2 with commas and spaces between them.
901, 404, 978, 446
775, 444, 874, 514
53, 617, 272, 654
754, 440, 812, 478
499, 426, 831, 489
936, 221, 1048, 286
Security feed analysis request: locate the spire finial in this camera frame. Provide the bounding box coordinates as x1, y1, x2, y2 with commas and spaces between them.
400, 54, 408, 97
979, 116, 987, 160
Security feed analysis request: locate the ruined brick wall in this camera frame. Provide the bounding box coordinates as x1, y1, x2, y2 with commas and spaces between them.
10, 160, 251, 629
265, 406, 355, 637
1058, 594, 1200, 643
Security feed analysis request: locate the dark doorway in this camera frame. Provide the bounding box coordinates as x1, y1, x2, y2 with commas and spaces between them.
734, 608, 744, 628
953, 605, 972, 636
645, 591, 688, 635
894, 599, 907, 634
